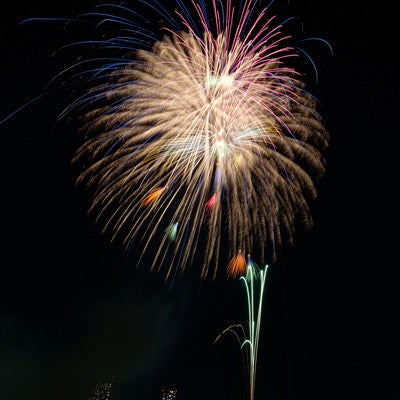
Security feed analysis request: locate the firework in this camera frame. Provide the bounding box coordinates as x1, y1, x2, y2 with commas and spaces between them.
214, 259, 268, 400
59, 0, 328, 280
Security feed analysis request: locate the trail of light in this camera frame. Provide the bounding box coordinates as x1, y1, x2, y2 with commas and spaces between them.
240, 261, 268, 400
215, 260, 268, 400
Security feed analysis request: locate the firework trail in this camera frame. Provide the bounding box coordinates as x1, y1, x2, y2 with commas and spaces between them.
48, 0, 329, 280
214, 258, 268, 400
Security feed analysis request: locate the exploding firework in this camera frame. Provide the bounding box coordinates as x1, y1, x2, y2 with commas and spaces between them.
54, 0, 329, 280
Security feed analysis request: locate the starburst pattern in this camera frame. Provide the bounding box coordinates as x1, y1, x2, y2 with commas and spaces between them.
64, 0, 329, 280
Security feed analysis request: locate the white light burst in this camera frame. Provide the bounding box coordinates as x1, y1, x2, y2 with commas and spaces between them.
62, 0, 329, 279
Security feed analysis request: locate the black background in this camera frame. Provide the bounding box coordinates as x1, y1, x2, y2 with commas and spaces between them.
1, 1, 399, 399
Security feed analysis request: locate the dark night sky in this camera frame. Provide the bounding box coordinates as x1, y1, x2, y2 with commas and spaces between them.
1, 1, 399, 399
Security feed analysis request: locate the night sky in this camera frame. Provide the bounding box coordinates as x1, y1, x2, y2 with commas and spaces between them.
1, 1, 399, 399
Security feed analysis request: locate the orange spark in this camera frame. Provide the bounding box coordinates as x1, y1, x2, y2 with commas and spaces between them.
142, 186, 166, 207
227, 250, 247, 279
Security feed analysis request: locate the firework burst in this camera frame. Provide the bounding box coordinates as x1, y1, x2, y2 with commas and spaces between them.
58, 0, 329, 280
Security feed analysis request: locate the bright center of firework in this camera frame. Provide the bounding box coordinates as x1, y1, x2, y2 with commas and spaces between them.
215, 130, 228, 158
205, 73, 234, 89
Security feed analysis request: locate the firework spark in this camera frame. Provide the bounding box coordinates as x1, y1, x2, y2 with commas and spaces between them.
227, 250, 247, 279
59, 0, 329, 280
